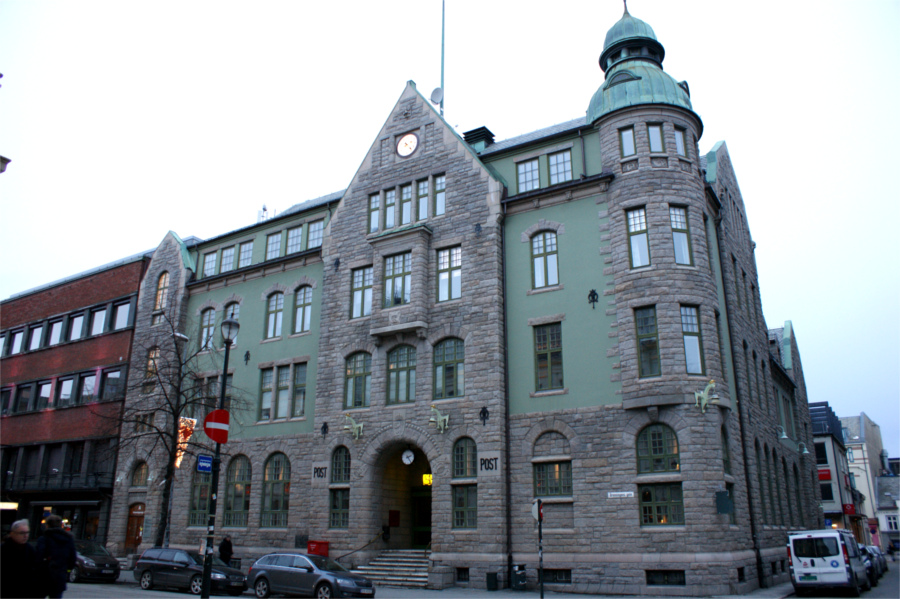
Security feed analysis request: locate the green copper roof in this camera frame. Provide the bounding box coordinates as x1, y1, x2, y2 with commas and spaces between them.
587, 62, 693, 123
603, 11, 658, 52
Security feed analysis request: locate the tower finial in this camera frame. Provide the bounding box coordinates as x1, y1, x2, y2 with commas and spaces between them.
623, 0, 630, 16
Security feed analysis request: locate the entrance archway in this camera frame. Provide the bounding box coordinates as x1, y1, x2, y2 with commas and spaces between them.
377, 444, 432, 549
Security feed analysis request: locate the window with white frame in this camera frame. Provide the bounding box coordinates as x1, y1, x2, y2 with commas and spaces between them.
220, 246, 235, 273
286, 226, 303, 254
266, 233, 282, 260
203, 253, 216, 277
627, 208, 650, 268
549, 150, 572, 185
308, 220, 324, 248
680, 306, 704, 374
669, 206, 693, 265
238, 241, 253, 268
350, 267, 373, 318
517, 159, 539, 193
531, 232, 559, 288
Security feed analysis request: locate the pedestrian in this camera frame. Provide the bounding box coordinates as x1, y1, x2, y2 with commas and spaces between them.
219, 535, 234, 567
888, 543, 896, 562
35, 515, 76, 599
1, 519, 41, 599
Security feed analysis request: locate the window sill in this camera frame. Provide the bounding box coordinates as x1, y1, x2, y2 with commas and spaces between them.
534, 496, 573, 504
672, 263, 696, 269
635, 473, 682, 483
289, 331, 312, 339
349, 315, 372, 322
640, 524, 686, 530
529, 388, 568, 398
527, 284, 564, 296
450, 528, 479, 532
260, 337, 282, 344
450, 478, 477, 486
434, 297, 464, 306
385, 402, 415, 408
329, 483, 350, 489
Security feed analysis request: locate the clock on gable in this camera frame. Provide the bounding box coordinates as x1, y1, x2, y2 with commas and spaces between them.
396, 133, 418, 157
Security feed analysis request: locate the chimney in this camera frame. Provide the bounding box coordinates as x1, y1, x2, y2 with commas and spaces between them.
463, 127, 495, 153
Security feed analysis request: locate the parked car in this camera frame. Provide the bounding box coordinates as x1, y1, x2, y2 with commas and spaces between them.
860, 545, 884, 582
69, 539, 121, 583
858, 547, 878, 588
248, 552, 375, 598
133, 547, 247, 595
867, 545, 888, 575
787, 529, 870, 596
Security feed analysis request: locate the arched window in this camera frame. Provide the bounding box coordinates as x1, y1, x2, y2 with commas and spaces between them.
434, 338, 464, 399
142, 347, 160, 393
261, 453, 290, 528
533, 431, 572, 497
131, 462, 149, 487
294, 286, 313, 334
345, 353, 371, 408
531, 231, 559, 289
721, 425, 732, 475
453, 438, 477, 478
224, 455, 251, 527
756, 441, 769, 523
200, 308, 215, 350
266, 293, 284, 339
636, 424, 679, 473
387, 345, 416, 404
224, 302, 240, 343
783, 458, 794, 527
152, 272, 169, 325
331, 447, 350, 483
188, 463, 211, 526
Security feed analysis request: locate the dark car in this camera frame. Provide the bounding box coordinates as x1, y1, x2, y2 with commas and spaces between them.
248, 552, 374, 599
69, 539, 121, 583
867, 545, 888, 576
133, 547, 247, 595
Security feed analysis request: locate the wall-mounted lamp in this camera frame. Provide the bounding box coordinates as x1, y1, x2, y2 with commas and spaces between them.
244, 351, 251, 365
474, 223, 482, 237
797, 442, 810, 455
776, 426, 788, 440
588, 289, 599, 309
333, 258, 340, 272
321, 422, 329, 437
479, 407, 490, 426
173, 332, 190, 343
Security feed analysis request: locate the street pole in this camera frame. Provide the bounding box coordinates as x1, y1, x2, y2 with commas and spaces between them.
538, 498, 543, 599
200, 330, 234, 598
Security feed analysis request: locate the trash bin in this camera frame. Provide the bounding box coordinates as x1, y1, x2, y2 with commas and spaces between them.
486, 572, 498, 591
307, 540, 329, 556
512, 564, 527, 590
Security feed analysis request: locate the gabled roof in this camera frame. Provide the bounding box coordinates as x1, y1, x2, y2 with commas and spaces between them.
479, 117, 586, 156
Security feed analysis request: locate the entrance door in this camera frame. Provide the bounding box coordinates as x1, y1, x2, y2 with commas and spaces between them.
410, 487, 431, 549
125, 503, 145, 554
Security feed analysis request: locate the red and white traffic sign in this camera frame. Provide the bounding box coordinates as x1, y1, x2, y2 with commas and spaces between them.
204, 409, 230, 444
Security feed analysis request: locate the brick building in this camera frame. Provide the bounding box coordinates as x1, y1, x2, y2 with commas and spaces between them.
100, 6, 820, 595
0, 253, 148, 542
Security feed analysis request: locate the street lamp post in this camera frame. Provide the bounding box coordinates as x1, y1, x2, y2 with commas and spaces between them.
200, 317, 239, 598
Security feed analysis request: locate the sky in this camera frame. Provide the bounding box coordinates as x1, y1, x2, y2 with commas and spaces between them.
1, 1, 898, 456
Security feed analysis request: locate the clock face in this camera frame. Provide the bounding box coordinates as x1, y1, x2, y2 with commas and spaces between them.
397, 133, 418, 157
402, 449, 415, 465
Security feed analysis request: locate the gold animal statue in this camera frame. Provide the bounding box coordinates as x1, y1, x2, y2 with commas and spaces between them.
344, 413, 363, 440
694, 380, 719, 413
428, 404, 449, 434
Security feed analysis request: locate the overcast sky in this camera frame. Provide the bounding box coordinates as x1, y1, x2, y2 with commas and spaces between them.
1, 1, 898, 457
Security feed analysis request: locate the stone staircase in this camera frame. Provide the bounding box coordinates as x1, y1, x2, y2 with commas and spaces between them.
353, 549, 430, 588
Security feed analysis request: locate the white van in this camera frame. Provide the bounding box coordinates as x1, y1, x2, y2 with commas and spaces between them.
787, 529, 870, 596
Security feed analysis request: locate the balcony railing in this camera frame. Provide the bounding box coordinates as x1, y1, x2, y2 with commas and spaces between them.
3, 471, 114, 492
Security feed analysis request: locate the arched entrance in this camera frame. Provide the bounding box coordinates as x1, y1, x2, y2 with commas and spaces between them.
377, 444, 432, 549
125, 503, 145, 555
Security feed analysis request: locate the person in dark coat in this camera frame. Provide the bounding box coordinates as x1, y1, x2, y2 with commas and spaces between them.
35, 515, 76, 599
218, 535, 233, 566
1, 519, 41, 599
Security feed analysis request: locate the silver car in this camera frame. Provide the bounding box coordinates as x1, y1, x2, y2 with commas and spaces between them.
248, 552, 375, 599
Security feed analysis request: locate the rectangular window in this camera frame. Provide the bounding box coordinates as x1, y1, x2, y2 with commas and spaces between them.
308, 220, 324, 248
101, 369, 123, 400
669, 206, 693, 265
452, 485, 477, 528
220, 246, 235, 272
517, 158, 539, 193
434, 174, 446, 216
548, 150, 572, 185
286, 227, 303, 254
49, 321, 63, 346
620, 127, 636, 157
113, 302, 131, 330
351, 267, 373, 318
383, 253, 412, 308
90, 308, 107, 336
14, 385, 32, 412
203, 252, 216, 277
820, 483, 834, 501
674, 128, 686, 157
417, 180, 428, 220
639, 483, 684, 525
238, 241, 253, 268
266, 232, 282, 260
57, 379, 74, 407
456, 568, 469, 583
680, 306, 704, 374
35, 382, 52, 410
648, 124, 664, 152
534, 323, 563, 391
627, 208, 650, 268
29, 326, 43, 351
533, 461, 572, 496
400, 184, 413, 225
78, 373, 97, 403
368, 194, 380, 233
385, 189, 396, 228
635, 307, 660, 377
814, 442, 828, 465
292, 363, 307, 417
847, 448, 854, 462
10, 330, 23, 354
437, 247, 462, 302
275, 366, 290, 419
329, 489, 349, 528
539, 570, 572, 584
259, 369, 273, 421
646, 570, 686, 586
887, 514, 899, 531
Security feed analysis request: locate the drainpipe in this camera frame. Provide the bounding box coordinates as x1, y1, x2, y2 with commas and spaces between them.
578, 129, 587, 178
501, 200, 513, 587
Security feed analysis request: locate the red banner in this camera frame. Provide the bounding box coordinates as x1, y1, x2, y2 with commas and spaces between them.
818, 469, 832, 481
842, 503, 856, 515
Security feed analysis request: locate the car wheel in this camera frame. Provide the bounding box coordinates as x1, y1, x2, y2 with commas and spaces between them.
254, 577, 270, 598
140, 570, 153, 590
315, 583, 334, 599
190, 574, 203, 595
69, 566, 80, 583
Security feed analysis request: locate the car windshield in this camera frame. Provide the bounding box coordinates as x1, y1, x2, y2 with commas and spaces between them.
308, 555, 349, 573
793, 537, 839, 558
185, 551, 228, 567
75, 541, 111, 557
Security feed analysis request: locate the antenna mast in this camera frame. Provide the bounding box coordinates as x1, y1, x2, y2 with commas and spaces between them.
440, 0, 445, 116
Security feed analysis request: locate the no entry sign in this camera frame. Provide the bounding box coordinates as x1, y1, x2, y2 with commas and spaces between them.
204, 409, 230, 444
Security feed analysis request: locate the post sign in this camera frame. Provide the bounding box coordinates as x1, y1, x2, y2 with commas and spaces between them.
203, 409, 230, 444
197, 455, 213, 473
478, 451, 501, 476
